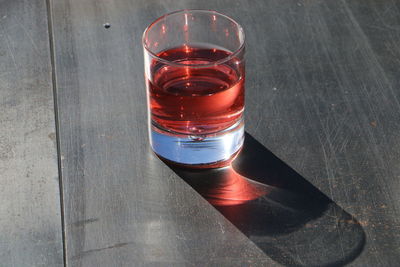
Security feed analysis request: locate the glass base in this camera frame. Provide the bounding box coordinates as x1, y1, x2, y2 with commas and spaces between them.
150, 120, 244, 168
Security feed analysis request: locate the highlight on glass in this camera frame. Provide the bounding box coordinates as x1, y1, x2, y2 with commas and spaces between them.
143, 10, 245, 168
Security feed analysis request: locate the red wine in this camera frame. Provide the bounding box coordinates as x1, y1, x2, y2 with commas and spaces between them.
147, 46, 245, 135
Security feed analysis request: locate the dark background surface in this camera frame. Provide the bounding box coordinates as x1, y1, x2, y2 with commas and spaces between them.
1, 0, 400, 266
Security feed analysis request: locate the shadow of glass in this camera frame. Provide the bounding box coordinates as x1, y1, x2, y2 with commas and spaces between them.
168, 133, 365, 266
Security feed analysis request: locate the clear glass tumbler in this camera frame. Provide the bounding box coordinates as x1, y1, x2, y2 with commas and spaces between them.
142, 10, 245, 168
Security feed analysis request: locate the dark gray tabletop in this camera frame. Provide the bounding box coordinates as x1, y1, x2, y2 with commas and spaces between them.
1, 0, 400, 266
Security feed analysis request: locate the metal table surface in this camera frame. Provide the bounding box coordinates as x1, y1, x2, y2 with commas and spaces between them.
1, 0, 399, 266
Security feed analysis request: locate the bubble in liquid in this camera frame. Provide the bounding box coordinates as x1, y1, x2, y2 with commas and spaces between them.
188, 126, 206, 134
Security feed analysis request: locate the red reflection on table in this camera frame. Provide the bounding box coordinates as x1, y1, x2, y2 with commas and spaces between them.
199, 166, 269, 206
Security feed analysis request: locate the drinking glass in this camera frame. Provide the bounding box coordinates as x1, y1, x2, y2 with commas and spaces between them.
142, 9, 245, 168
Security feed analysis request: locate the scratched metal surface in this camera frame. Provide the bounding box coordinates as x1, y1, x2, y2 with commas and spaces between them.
0, 0, 63, 266
49, 0, 400, 266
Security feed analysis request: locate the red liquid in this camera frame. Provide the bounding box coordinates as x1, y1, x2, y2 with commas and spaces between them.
147, 46, 244, 135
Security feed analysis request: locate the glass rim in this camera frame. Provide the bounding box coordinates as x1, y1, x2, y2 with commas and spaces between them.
142, 9, 245, 68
